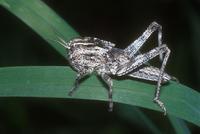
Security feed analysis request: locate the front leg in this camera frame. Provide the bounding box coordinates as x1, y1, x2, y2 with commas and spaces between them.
68, 73, 87, 96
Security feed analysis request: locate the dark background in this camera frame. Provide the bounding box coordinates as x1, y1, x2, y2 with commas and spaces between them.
0, 0, 200, 133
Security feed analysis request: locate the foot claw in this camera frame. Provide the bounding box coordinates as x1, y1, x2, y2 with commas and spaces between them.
153, 98, 167, 115
68, 88, 74, 96
108, 102, 113, 112
108, 107, 113, 112
68, 91, 73, 96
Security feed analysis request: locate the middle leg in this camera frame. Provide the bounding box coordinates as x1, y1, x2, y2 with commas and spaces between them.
99, 73, 113, 112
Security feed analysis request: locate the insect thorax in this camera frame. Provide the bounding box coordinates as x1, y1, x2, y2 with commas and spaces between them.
67, 37, 112, 74
67, 37, 130, 75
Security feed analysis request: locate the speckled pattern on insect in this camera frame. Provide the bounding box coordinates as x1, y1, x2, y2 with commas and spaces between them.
56, 21, 176, 115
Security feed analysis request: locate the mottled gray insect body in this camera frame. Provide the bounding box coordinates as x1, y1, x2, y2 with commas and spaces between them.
67, 37, 115, 75
57, 21, 174, 115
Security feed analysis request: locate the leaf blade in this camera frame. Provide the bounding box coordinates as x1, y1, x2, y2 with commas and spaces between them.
117, 105, 162, 134
0, 66, 199, 126
168, 115, 191, 134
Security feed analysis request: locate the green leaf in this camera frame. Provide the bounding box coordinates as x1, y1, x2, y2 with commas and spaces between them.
0, 0, 79, 57
168, 115, 191, 134
117, 105, 162, 134
0, 66, 199, 127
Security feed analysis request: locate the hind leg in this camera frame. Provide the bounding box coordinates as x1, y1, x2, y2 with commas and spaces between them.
128, 66, 171, 83
117, 44, 170, 115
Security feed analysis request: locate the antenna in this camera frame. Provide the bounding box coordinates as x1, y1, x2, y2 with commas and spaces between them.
54, 35, 70, 49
